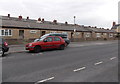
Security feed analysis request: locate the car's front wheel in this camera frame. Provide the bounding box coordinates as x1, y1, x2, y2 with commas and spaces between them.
34, 46, 41, 53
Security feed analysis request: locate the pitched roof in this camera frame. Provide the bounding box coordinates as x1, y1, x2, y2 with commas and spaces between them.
1, 16, 116, 33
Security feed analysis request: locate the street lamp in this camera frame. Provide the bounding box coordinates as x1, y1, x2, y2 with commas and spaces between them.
74, 16, 76, 25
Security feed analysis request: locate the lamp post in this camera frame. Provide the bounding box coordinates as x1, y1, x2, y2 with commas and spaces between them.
73, 16, 76, 41
74, 16, 76, 25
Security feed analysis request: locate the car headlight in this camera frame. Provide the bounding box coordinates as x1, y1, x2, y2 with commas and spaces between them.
29, 44, 32, 46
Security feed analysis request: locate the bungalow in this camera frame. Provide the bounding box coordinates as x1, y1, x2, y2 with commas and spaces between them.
0, 14, 117, 44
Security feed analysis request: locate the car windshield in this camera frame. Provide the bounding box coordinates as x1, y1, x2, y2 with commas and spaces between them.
40, 34, 49, 39
34, 36, 46, 42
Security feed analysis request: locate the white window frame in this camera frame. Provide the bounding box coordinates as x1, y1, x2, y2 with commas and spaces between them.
30, 30, 37, 33
62, 32, 68, 34
104, 33, 107, 36
85, 33, 91, 37
76, 32, 80, 36
0, 29, 12, 36
96, 33, 101, 37
50, 31, 57, 33
109, 33, 113, 37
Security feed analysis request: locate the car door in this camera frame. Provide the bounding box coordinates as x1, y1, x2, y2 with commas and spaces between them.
53, 37, 61, 48
43, 37, 54, 49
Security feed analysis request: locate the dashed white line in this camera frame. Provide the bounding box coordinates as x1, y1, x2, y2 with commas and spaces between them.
35, 77, 54, 84
110, 57, 117, 60
73, 67, 86, 72
39, 53, 43, 55
94, 61, 103, 65
32, 53, 43, 56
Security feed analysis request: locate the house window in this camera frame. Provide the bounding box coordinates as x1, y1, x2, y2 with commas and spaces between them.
5, 30, 8, 36
50, 31, 56, 33
104, 33, 107, 36
62, 32, 68, 34
85, 33, 91, 37
96, 33, 101, 37
109, 33, 113, 37
1, 30, 4, 36
30, 30, 37, 33
0, 29, 12, 36
76, 32, 80, 36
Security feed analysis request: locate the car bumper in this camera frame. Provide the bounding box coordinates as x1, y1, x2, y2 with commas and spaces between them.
26, 47, 34, 51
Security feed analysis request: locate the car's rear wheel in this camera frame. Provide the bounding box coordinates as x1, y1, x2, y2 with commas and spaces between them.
34, 46, 41, 53
59, 45, 65, 50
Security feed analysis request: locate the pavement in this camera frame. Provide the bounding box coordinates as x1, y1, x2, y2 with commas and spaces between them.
2, 40, 118, 83
7, 40, 118, 54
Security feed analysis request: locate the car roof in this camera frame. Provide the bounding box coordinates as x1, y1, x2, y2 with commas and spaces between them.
47, 36, 61, 38
49, 33, 67, 35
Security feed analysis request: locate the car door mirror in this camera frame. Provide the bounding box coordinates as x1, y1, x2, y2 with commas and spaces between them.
44, 39, 47, 42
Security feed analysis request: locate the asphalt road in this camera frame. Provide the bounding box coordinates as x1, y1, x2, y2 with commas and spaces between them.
2, 41, 118, 83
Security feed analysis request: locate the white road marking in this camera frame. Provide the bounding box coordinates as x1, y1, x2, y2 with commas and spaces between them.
73, 67, 86, 72
39, 53, 43, 55
32, 53, 43, 56
95, 43, 105, 45
35, 77, 54, 84
110, 57, 117, 60
94, 61, 103, 65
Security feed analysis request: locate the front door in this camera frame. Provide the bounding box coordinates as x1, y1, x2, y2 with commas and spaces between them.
19, 30, 24, 39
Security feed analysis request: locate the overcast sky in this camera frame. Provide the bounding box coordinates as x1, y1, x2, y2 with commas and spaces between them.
0, 0, 119, 29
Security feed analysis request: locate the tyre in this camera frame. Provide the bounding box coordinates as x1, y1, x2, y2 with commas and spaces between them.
59, 45, 65, 50
0, 50, 4, 57
34, 46, 41, 53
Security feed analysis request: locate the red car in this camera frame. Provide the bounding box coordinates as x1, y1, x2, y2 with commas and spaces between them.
26, 36, 66, 53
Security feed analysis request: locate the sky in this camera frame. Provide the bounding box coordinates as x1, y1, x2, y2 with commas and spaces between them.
0, 0, 119, 29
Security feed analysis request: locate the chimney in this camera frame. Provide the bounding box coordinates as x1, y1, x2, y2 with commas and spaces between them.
38, 18, 41, 21
27, 16, 29, 20
112, 22, 116, 26
19, 15, 22, 20
41, 18, 44, 22
65, 21, 68, 25
53, 20, 57, 24
8, 14, 10, 17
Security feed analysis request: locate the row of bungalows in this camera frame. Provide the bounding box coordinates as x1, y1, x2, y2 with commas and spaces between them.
0, 15, 117, 44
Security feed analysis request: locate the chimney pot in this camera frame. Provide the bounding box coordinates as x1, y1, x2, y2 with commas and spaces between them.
19, 15, 22, 20
27, 16, 29, 20
42, 18, 44, 22
65, 21, 68, 25
112, 22, 116, 26
53, 20, 57, 24
8, 14, 10, 17
38, 18, 41, 21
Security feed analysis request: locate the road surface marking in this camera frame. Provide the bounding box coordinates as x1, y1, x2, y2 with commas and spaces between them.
39, 53, 43, 55
110, 57, 117, 60
32, 53, 43, 56
94, 61, 103, 65
35, 77, 54, 84
73, 67, 86, 72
